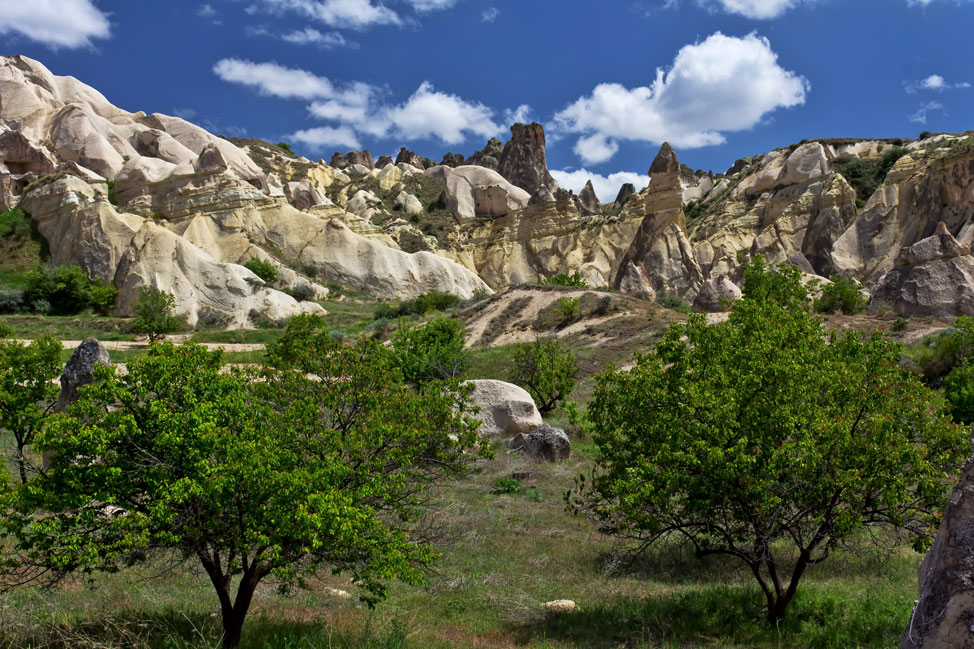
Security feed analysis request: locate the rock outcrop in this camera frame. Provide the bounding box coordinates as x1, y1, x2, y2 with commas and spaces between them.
467, 380, 543, 438
508, 424, 571, 462
496, 123, 558, 196
578, 180, 600, 217
56, 339, 111, 412
616, 143, 704, 298
692, 275, 743, 313
426, 165, 530, 223
613, 183, 636, 209
466, 137, 503, 170
901, 458, 974, 648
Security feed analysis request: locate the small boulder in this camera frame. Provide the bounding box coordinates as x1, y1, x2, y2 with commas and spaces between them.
57, 338, 111, 412
692, 276, 743, 313
542, 600, 577, 613
403, 194, 423, 215
508, 424, 571, 462
467, 379, 543, 438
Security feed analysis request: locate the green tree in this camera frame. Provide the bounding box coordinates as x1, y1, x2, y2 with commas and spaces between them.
944, 361, 974, 425
0, 336, 61, 484
130, 286, 181, 342
815, 275, 867, 315
571, 257, 966, 625
390, 316, 469, 386
242, 257, 278, 284
4, 341, 484, 647
24, 265, 92, 315
508, 338, 578, 414
89, 277, 118, 316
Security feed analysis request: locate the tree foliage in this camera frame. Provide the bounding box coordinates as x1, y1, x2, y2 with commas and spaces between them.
390, 316, 469, 386
571, 257, 967, 624
242, 257, 278, 284
944, 360, 974, 425
4, 340, 485, 647
0, 336, 61, 484
508, 338, 578, 414
815, 275, 866, 315
130, 286, 181, 341
541, 272, 588, 288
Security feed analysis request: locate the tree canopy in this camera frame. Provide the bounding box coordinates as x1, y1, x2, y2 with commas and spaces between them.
4, 336, 486, 647
571, 257, 967, 623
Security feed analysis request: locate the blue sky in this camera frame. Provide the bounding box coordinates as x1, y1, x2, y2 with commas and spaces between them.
1, 0, 973, 198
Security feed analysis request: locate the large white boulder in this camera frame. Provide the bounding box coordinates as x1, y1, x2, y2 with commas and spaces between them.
466, 380, 543, 438
425, 165, 530, 223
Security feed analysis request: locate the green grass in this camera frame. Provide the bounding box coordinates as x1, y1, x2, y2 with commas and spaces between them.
190, 329, 285, 345
1, 315, 138, 341
0, 445, 923, 648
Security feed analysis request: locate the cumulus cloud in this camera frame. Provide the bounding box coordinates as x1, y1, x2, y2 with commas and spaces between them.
704, 0, 797, 19
550, 168, 649, 202
504, 104, 533, 125
289, 125, 362, 150
248, 0, 401, 30
482, 7, 500, 22
909, 101, 945, 124
906, 74, 971, 93
0, 0, 110, 49
405, 0, 460, 12
281, 27, 347, 48
213, 58, 346, 100
553, 32, 808, 163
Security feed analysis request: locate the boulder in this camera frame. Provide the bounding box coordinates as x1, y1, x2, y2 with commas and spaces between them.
869, 256, 974, 319
777, 142, 831, 187
508, 424, 571, 462
578, 180, 600, 217
901, 459, 974, 648
285, 180, 330, 211
496, 122, 558, 195
0, 130, 57, 175
649, 141, 680, 175
346, 163, 371, 176
194, 143, 229, 174
377, 163, 403, 191
425, 165, 530, 223
894, 222, 970, 267
542, 600, 577, 613
375, 155, 393, 168
403, 194, 424, 215
467, 380, 543, 438
56, 339, 111, 412
692, 276, 743, 313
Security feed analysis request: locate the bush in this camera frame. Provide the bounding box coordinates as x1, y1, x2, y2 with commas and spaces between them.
541, 272, 588, 288
0, 289, 24, 314
944, 361, 974, 425
907, 317, 974, 384
507, 338, 579, 414
491, 477, 523, 495
554, 296, 580, 324
90, 278, 117, 316
892, 316, 909, 332
374, 291, 460, 319
276, 141, 294, 155
243, 257, 278, 284
815, 275, 867, 315
24, 265, 92, 315
391, 316, 469, 386
656, 294, 691, 314
130, 286, 182, 342
106, 180, 118, 206
285, 284, 316, 302
834, 147, 907, 203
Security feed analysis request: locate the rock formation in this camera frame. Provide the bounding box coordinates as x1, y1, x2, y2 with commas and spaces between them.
56, 339, 111, 412
467, 380, 543, 438
616, 143, 704, 298
900, 458, 974, 648
508, 424, 571, 462
496, 123, 558, 197
440, 152, 464, 167
613, 183, 636, 210
425, 165, 530, 223
578, 180, 600, 217
692, 275, 743, 313
466, 137, 503, 170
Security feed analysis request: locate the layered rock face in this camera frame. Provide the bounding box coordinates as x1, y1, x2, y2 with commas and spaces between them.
0, 55, 492, 327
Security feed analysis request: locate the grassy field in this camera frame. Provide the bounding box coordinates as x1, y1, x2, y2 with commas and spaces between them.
0, 444, 920, 649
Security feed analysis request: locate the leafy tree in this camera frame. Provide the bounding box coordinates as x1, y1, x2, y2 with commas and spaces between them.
130, 286, 181, 342
89, 277, 118, 316
242, 257, 278, 284
944, 361, 974, 425
554, 296, 580, 324
570, 257, 967, 625
906, 316, 974, 385
390, 316, 469, 386
815, 275, 866, 315
4, 341, 484, 647
0, 336, 61, 484
508, 338, 578, 414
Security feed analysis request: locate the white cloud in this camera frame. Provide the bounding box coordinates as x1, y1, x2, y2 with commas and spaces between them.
551, 168, 649, 202
405, 0, 460, 12
0, 0, 110, 49
704, 0, 797, 19
281, 27, 347, 48
573, 134, 620, 165
197, 3, 218, 18
213, 58, 340, 100
504, 104, 533, 125
249, 0, 401, 30
290, 126, 361, 150
906, 74, 971, 93
482, 6, 500, 22
909, 101, 945, 124
922, 74, 946, 90
553, 32, 807, 163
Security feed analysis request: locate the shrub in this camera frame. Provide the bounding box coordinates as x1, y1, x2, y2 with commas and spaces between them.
554, 296, 580, 324
944, 361, 974, 425
491, 477, 522, 495
24, 265, 92, 315
130, 286, 182, 342
391, 316, 469, 386
541, 272, 588, 288
907, 317, 974, 384
815, 275, 867, 315
507, 338, 579, 414
276, 141, 294, 155
89, 278, 118, 316
656, 294, 691, 314
285, 284, 316, 302
105, 180, 118, 206
0, 289, 24, 314
892, 316, 909, 332
243, 257, 278, 284
374, 291, 460, 319
571, 257, 967, 625
834, 147, 907, 203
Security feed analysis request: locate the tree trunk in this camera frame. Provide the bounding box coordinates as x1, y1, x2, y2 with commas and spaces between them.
220, 569, 261, 649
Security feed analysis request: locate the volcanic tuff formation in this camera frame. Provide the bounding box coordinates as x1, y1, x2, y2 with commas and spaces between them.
3, 54, 974, 323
